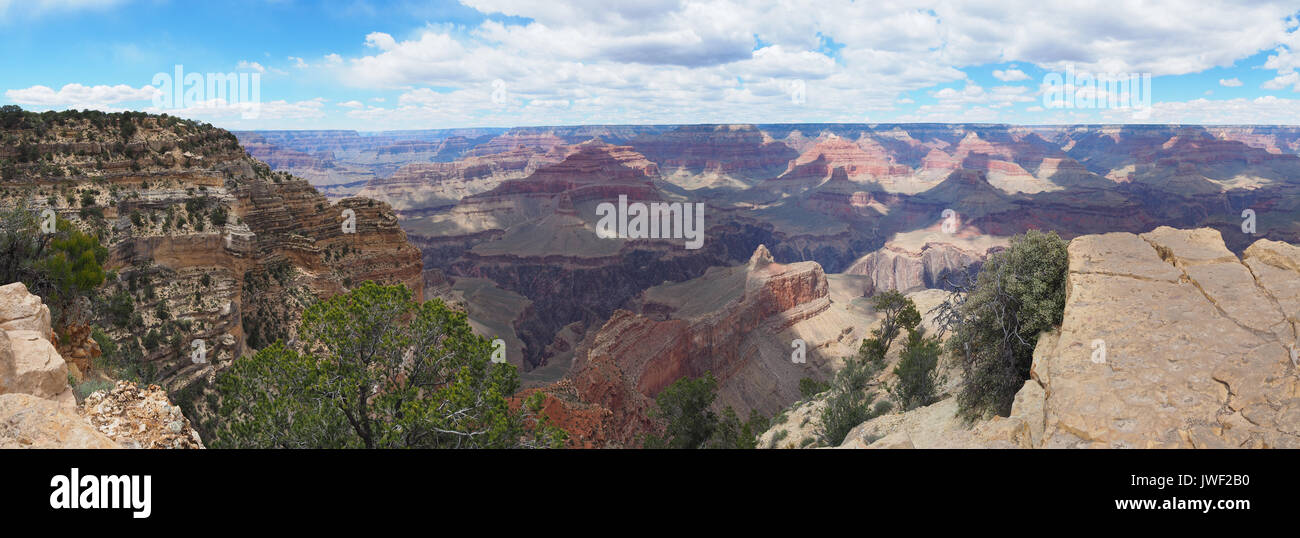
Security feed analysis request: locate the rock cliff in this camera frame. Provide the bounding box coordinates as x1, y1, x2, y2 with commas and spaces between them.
826, 227, 1300, 449
1, 112, 423, 399
533, 245, 876, 446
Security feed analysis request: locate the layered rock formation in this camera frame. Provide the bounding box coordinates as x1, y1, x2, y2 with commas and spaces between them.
242, 123, 1300, 449
1, 113, 423, 399
356, 145, 571, 215
532, 245, 877, 446
826, 227, 1300, 449
843, 228, 1005, 295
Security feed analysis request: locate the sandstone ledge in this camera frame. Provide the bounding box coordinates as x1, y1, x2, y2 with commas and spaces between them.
836, 227, 1300, 449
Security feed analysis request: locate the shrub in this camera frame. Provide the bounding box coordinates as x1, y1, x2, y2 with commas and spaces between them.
104, 289, 135, 328
798, 377, 829, 399
28, 218, 108, 326
213, 281, 566, 449
644, 372, 768, 449
888, 326, 944, 412
210, 205, 228, 226
817, 355, 890, 446
940, 230, 1068, 420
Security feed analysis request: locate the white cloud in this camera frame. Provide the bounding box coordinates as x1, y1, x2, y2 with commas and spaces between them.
364, 32, 398, 51
1263, 46, 1299, 73
993, 68, 1030, 81
1262, 71, 1300, 91
16, 0, 1298, 128
1219, 78, 1243, 87
144, 97, 328, 124
1097, 95, 1300, 123
237, 61, 266, 73
304, 0, 1300, 128
5, 83, 158, 106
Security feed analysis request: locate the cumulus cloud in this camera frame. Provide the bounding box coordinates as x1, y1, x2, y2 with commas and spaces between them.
1262, 71, 1300, 91
309, 0, 1300, 127
1219, 78, 1243, 87
1097, 95, 1300, 124
16, 0, 1299, 128
993, 68, 1030, 81
5, 83, 158, 106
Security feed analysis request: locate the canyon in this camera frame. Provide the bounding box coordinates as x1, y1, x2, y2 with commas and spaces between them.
4, 115, 1299, 448
241, 123, 1300, 447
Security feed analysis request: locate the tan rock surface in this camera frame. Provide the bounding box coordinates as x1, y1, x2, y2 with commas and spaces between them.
0, 282, 53, 338
1, 330, 76, 409
0, 393, 119, 449
818, 227, 1300, 449
1031, 227, 1299, 448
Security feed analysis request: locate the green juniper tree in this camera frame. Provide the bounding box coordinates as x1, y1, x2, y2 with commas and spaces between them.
643, 372, 768, 449
936, 229, 1069, 420
214, 281, 566, 449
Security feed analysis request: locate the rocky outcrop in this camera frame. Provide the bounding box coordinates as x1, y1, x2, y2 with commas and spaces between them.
843, 232, 997, 295
833, 227, 1300, 449
0, 283, 75, 410
79, 381, 204, 449
1021, 227, 1300, 448
0, 282, 199, 448
537, 245, 864, 445
0, 282, 53, 339
0, 393, 119, 448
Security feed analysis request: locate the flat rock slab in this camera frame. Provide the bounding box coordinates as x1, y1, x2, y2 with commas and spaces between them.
0, 393, 119, 449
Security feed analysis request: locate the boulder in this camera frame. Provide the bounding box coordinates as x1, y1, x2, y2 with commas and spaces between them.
0, 282, 52, 339
0, 330, 76, 410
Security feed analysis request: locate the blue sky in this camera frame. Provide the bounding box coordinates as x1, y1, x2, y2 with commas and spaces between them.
2, 0, 1299, 130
